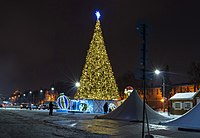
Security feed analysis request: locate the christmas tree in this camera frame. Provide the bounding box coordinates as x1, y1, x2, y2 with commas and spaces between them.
74, 11, 119, 100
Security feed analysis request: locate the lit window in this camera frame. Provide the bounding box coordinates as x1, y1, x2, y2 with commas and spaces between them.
184, 102, 193, 110
173, 102, 182, 110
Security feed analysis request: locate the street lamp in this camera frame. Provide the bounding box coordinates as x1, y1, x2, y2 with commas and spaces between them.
29, 91, 33, 103
51, 87, 54, 91
75, 82, 80, 88
39, 89, 43, 104
154, 69, 160, 75
154, 69, 166, 112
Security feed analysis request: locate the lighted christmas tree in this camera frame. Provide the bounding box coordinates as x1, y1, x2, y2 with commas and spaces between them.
74, 11, 119, 100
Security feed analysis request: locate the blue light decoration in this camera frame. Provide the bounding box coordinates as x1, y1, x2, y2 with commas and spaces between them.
95, 11, 101, 20
79, 102, 88, 111
70, 99, 93, 113
56, 93, 70, 110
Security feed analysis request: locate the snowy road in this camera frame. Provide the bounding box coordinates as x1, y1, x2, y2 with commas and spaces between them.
1, 108, 200, 138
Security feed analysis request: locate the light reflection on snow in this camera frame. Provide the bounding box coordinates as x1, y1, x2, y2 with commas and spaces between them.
69, 123, 77, 127
149, 124, 171, 131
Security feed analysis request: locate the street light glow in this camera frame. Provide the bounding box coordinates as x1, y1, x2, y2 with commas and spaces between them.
154, 69, 161, 75
160, 98, 164, 103
75, 82, 80, 87
29, 91, 32, 94
40, 90, 43, 93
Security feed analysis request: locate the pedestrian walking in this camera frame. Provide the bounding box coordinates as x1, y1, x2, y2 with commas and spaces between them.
49, 102, 54, 116
28, 103, 32, 110
103, 102, 108, 114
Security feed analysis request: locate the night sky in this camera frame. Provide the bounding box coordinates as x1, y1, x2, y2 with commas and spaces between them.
1, 1, 200, 96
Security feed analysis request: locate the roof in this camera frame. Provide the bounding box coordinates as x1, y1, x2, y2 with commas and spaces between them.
169, 92, 196, 100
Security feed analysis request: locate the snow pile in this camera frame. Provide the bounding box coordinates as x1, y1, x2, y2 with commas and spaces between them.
161, 103, 200, 130
97, 90, 169, 123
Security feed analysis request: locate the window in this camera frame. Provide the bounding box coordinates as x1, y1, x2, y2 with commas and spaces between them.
173, 102, 182, 110
184, 102, 193, 110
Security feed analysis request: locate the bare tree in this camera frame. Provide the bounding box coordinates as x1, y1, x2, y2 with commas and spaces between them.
188, 62, 200, 90
116, 71, 142, 99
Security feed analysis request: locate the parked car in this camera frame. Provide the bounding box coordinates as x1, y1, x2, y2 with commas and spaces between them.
38, 104, 48, 110
31, 104, 38, 110
20, 103, 29, 109
38, 101, 58, 110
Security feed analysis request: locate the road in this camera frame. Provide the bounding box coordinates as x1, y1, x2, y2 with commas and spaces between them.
1, 108, 200, 138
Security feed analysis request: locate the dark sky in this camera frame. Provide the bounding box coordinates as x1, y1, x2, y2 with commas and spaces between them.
0, 1, 200, 96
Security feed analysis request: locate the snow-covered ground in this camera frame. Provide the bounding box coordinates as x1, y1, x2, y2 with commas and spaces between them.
1, 108, 200, 138
157, 111, 181, 119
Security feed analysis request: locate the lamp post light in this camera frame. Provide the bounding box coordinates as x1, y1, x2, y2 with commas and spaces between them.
29, 91, 33, 103
154, 69, 166, 112
39, 89, 43, 104
51, 87, 54, 91
23, 93, 26, 103
75, 82, 80, 88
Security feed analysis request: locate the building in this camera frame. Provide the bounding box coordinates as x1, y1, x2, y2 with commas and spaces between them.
137, 87, 163, 110
169, 90, 200, 115
136, 83, 200, 111
44, 90, 58, 102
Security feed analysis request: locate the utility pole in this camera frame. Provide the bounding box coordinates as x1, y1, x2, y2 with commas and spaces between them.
141, 24, 146, 138
139, 24, 153, 138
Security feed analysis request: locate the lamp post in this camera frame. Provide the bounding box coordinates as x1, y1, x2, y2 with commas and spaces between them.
23, 93, 26, 103
29, 91, 32, 103
75, 82, 80, 88
154, 69, 166, 112
40, 90, 43, 104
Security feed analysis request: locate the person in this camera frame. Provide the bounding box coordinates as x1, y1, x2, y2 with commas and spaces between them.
103, 102, 108, 114
109, 108, 112, 113
49, 102, 54, 116
28, 103, 32, 110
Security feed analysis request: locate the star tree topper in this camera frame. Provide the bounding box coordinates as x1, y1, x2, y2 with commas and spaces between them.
95, 11, 101, 20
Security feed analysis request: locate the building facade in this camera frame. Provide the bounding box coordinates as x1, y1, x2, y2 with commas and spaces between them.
169, 90, 200, 115
136, 83, 200, 111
